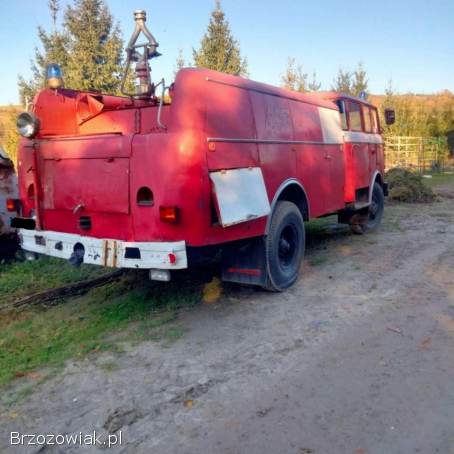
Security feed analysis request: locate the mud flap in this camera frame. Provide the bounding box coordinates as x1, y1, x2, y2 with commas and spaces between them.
221, 236, 267, 286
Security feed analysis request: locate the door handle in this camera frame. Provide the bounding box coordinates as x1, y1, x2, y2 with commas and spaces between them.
73, 203, 85, 214
325, 154, 332, 160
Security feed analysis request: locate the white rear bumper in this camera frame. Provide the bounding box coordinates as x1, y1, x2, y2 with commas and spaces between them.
19, 229, 187, 269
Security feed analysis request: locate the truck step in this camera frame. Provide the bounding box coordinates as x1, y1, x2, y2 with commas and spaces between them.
354, 202, 370, 211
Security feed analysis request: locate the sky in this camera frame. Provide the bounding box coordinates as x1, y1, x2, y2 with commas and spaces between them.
0, 0, 452, 105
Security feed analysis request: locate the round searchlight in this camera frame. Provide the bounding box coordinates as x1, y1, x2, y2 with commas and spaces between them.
17, 112, 40, 139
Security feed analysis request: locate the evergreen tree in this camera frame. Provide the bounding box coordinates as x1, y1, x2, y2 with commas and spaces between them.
18, 0, 126, 102
332, 68, 353, 94
193, 0, 247, 76
307, 71, 321, 92
352, 62, 368, 97
174, 49, 186, 77
64, 0, 124, 93
281, 57, 308, 92
18, 0, 69, 104
383, 78, 395, 107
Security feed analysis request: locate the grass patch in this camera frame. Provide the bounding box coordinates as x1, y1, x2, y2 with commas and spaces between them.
309, 256, 328, 267
98, 360, 120, 373
381, 207, 404, 232
305, 217, 335, 235
4, 384, 34, 407
420, 172, 454, 189
433, 212, 454, 219
0, 256, 110, 306
0, 271, 202, 388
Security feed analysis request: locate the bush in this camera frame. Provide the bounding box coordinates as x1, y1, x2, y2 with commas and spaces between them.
385, 168, 435, 203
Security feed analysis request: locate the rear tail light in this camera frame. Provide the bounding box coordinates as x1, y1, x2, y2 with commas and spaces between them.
159, 206, 180, 223
6, 198, 19, 212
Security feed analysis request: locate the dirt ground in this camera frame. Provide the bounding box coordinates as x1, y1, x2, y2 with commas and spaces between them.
1, 177, 454, 454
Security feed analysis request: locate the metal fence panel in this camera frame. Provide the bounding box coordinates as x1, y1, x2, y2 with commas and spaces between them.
384, 136, 451, 173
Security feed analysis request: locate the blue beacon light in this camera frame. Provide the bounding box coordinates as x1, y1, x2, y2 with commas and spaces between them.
46, 63, 64, 89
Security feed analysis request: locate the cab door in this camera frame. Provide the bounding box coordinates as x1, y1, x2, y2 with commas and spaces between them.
370, 107, 384, 172
362, 105, 377, 172
318, 106, 345, 213
346, 100, 369, 189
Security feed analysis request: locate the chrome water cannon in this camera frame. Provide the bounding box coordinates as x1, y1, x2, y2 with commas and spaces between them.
121, 10, 161, 99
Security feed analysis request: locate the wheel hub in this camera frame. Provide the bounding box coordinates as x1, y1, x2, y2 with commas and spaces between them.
278, 225, 297, 268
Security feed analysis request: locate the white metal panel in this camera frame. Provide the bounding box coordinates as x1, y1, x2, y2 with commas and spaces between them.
343, 131, 383, 144
318, 107, 343, 144
210, 167, 271, 227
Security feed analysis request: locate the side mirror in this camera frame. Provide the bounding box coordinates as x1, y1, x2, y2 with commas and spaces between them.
384, 108, 395, 125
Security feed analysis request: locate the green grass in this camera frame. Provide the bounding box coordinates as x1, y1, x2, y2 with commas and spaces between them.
4, 384, 35, 407
0, 269, 202, 388
98, 360, 120, 373
420, 172, 454, 189
0, 256, 110, 306
309, 256, 328, 267
305, 217, 336, 235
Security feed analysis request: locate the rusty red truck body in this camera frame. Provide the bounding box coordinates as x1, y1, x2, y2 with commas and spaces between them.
12, 11, 392, 290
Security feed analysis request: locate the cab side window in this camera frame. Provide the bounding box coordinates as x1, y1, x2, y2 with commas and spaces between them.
371, 108, 379, 133
347, 101, 362, 131
362, 106, 372, 133
336, 100, 348, 130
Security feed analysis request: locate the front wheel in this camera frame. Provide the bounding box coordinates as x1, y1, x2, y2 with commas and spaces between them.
350, 183, 385, 234
263, 201, 305, 291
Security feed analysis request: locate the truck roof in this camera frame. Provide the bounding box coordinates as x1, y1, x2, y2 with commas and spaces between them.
306, 90, 377, 108
178, 68, 340, 111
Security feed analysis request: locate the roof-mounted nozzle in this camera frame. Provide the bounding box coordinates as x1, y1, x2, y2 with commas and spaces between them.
120, 10, 161, 99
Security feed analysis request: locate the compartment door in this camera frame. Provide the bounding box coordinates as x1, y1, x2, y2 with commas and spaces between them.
209, 167, 270, 227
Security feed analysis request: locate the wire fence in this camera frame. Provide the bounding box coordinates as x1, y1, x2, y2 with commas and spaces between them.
384, 136, 452, 173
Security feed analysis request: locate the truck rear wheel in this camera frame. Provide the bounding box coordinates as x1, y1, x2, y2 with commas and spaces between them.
264, 201, 305, 291
350, 183, 384, 234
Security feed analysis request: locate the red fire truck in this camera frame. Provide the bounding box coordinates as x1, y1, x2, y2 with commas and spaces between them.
11, 11, 394, 291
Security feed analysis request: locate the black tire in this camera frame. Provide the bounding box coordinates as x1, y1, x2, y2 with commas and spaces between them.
350, 183, 384, 234
263, 201, 305, 291
0, 234, 19, 261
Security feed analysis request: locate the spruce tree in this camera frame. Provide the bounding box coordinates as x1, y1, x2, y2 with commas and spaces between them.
18, 0, 69, 104
64, 0, 124, 93
18, 0, 126, 102
281, 57, 308, 92
352, 62, 368, 97
332, 68, 353, 95
307, 71, 321, 92
174, 49, 186, 77
193, 1, 247, 76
